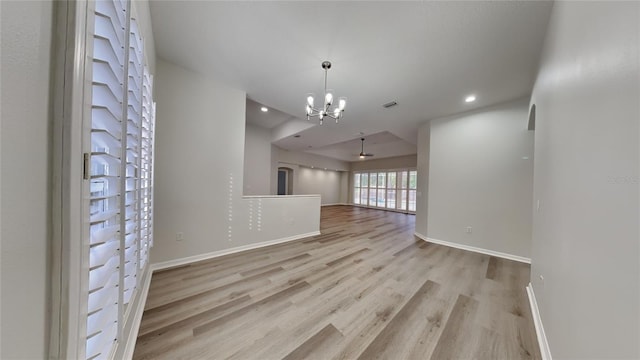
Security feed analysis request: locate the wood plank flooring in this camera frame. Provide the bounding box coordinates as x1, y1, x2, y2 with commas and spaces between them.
134, 206, 540, 360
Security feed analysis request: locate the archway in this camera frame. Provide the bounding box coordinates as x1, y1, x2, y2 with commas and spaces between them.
528, 104, 536, 130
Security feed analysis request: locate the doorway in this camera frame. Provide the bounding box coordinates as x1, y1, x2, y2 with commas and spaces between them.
277, 167, 293, 195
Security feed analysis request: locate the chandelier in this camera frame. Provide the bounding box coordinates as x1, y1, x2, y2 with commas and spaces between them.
305, 61, 346, 125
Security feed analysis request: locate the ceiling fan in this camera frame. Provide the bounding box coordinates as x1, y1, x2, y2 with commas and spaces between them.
358, 138, 374, 159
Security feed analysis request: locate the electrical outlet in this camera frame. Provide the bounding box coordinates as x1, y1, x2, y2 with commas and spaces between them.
176, 232, 184, 241
466, 226, 472, 234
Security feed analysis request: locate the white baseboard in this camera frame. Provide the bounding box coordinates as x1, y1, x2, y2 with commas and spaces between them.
150, 231, 321, 271
321, 203, 348, 206
122, 266, 153, 360
414, 232, 531, 264
526, 283, 552, 360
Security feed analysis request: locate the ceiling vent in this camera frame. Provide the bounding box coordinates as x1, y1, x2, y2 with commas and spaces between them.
382, 101, 398, 109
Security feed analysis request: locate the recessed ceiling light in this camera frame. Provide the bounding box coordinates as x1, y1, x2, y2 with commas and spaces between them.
465, 95, 476, 103
260, 106, 268, 112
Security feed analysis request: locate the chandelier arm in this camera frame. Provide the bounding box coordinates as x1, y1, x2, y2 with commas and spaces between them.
308, 106, 321, 116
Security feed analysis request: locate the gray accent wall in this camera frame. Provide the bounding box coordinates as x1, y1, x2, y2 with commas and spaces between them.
420, 98, 534, 258
1, 1, 54, 358
152, 60, 320, 264
243, 124, 273, 195
529, 1, 639, 358
415, 124, 430, 237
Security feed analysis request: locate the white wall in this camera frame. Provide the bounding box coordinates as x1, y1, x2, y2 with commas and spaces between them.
425, 98, 534, 258
415, 125, 430, 237
152, 60, 320, 264
243, 124, 272, 195
296, 167, 343, 205
529, 2, 639, 358
0, 0, 53, 358
272, 146, 349, 202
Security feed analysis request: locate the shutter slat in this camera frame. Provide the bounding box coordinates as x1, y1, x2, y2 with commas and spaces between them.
93, 33, 124, 68
87, 281, 118, 314
86, 320, 117, 360
92, 86, 123, 120
90, 225, 119, 246
94, 15, 125, 59
89, 241, 119, 268
88, 256, 119, 292
89, 209, 119, 225
96, 0, 126, 32
91, 129, 121, 151
91, 107, 122, 139
93, 58, 123, 90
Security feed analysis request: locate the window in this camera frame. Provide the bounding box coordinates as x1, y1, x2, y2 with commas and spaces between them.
398, 171, 408, 210
377, 172, 386, 207
408, 170, 417, 211
360, 173, 369, 205
353, 169, 417, 212
353, 173, 361, 205
368, 173, 377, 206
85, 1, 155, 359
386, 172, 396, 209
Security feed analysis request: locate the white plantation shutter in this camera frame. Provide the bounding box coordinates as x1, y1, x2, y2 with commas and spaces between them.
83, 1, 155, 358
139, 68, 154, 269
87, 0, 127, 358
123, 17, 143, 305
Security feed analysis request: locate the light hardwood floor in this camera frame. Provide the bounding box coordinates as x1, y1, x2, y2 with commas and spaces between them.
134, 205, 540, 360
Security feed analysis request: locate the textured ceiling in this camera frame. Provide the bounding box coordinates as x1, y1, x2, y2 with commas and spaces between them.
150, 1, 552, 161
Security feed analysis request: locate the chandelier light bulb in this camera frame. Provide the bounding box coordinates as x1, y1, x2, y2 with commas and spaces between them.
333, 107, 341, 117
318, 111, 324, 120
324, 91, 333, 106
307, 94, 314, 107
338, 97, 347, 111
